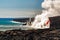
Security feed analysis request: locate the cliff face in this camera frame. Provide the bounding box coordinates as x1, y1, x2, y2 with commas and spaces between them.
49, 16, 60, 29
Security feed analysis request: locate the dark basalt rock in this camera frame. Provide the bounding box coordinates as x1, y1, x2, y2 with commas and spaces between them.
0, 29, 59, 40
13, 18, 34, 22
49, 16, 60, 29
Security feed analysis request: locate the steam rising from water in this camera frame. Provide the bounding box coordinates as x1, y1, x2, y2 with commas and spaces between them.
31, 0, 60, 29
42, 0, 60, 17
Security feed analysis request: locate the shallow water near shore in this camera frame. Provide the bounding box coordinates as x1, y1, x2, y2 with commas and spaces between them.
0, 18, 24, 31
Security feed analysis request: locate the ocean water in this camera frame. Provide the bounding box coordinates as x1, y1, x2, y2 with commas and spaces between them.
0, 18, 22, 27
0, 18, 30, 31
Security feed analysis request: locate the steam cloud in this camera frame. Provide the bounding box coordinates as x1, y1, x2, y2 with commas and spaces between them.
31, 0, 60, 29
42, 0, 60, 17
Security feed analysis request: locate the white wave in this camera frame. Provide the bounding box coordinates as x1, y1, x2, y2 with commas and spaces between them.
10, 21, 21, 23
10, 21, 27, 25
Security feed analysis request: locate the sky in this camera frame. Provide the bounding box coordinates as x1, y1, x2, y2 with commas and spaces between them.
0, 0, 44, 10
0, 0, 44, 18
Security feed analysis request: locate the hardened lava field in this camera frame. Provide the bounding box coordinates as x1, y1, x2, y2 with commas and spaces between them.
0, 29, 59, 40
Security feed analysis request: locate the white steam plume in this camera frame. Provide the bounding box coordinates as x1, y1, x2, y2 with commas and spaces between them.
42, 0, 60, 17
31, 0, 60, 29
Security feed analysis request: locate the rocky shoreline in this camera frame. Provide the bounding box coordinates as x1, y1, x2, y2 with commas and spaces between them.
0, 29, 59, 40
0, 16, 59, 40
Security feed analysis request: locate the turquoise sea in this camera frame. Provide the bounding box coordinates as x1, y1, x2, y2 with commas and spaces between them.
0, 18, 15, 24
0, 18, 23, 31
0, 18, 21, 26
0, 18, 31, 31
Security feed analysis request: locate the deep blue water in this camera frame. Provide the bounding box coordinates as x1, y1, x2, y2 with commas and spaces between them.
0, 18, 20, 25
